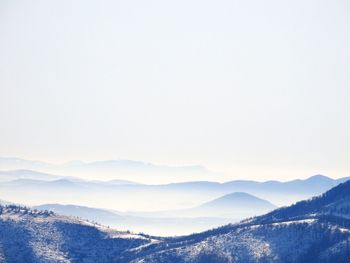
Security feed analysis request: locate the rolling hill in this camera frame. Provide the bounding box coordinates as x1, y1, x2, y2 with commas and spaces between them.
136, 192, 277, 219
190, 192, 277, 218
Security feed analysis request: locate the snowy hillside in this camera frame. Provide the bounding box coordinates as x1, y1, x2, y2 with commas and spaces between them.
132, 218, 350, 263
129, 180, 350, 262
0, 205, 158, 262
1, 180, 350, 262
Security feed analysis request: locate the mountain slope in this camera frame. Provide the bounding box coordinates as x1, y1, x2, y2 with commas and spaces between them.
130, 180, 350, 262
254, 178, 350, 224
1, 181, 350, 262
0, 205, 158, 262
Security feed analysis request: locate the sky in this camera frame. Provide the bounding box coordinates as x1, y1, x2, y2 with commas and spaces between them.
0, 0, 350, 181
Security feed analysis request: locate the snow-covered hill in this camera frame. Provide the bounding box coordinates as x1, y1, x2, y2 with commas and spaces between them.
1, 180, 350, 262
130, 180, 350, 262
0, 205, 158, 262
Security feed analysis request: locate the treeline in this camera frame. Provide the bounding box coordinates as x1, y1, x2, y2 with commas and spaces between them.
0, 204, 54, 216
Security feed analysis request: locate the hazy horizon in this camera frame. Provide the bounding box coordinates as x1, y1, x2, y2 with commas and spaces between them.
0, 155, 348, 183
1, 0, 350, 182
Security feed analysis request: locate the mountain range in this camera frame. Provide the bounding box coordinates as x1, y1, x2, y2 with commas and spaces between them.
1, 179, 350, 262
0, 168, 348, 211
1, 163, 349, 237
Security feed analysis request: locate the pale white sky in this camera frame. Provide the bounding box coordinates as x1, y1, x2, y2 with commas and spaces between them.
1, 0, 350, 181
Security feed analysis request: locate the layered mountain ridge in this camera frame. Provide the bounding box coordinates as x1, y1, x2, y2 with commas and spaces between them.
1, 180, 350, 262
